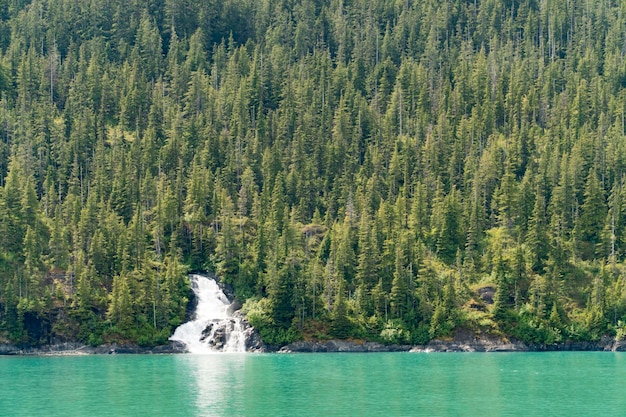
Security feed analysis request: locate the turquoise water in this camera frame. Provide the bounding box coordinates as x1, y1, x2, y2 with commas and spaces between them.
1, 352, 624, 416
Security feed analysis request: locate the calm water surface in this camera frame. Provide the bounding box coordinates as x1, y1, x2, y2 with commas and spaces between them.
1, 352, 624, 416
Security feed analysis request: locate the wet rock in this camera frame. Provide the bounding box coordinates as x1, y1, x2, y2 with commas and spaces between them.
195, 313, 265, 352
243, 326, 265, 352
200, 322, 216, 342
227, 300, 242, 316
211, 325, 227, 350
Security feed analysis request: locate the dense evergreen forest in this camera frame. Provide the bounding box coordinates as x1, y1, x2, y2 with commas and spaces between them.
2, 0, 626, 347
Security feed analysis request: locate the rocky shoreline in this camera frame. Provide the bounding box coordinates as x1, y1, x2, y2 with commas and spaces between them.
0, 341, 189, 356
277, 335, 626, 353
3, 335, 626, 355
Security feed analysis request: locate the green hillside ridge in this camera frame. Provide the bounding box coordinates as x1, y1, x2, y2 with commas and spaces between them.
1, 0, 626, 348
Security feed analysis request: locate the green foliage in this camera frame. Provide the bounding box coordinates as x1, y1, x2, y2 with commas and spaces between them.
0, 0, 625, 348
242, 297, 298, 345
380, 320, 411, 345
509, 316, 563, 345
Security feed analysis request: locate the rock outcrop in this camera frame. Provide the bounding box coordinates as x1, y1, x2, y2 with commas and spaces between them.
194, 311, 265, 352
275, 331, 626, 353
3, 329, 625, 355
0, 341, 189, 355
278, 340, 413, 353
235, 313, 265, 352
410, 333, 626, 353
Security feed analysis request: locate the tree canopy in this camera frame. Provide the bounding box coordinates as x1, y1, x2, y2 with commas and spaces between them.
1, 0, 626, 347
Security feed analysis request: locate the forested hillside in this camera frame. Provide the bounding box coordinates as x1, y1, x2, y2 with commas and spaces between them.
1, 0, 626, 347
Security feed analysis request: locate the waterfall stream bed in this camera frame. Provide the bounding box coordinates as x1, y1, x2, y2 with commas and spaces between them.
169, 275, 258, 353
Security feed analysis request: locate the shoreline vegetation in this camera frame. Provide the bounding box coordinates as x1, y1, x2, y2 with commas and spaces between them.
3, 1, 626, 351
3, 332, 626, 355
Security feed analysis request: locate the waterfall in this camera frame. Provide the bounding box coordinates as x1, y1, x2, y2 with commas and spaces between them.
170, 274, 247, 353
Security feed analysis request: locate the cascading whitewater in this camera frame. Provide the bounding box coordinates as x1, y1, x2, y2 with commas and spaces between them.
169, 274, 247, 353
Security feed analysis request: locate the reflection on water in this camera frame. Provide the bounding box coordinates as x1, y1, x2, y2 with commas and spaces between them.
174, 352, 626, 417
2, 353, 626, 417
176, 354, 248, 416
